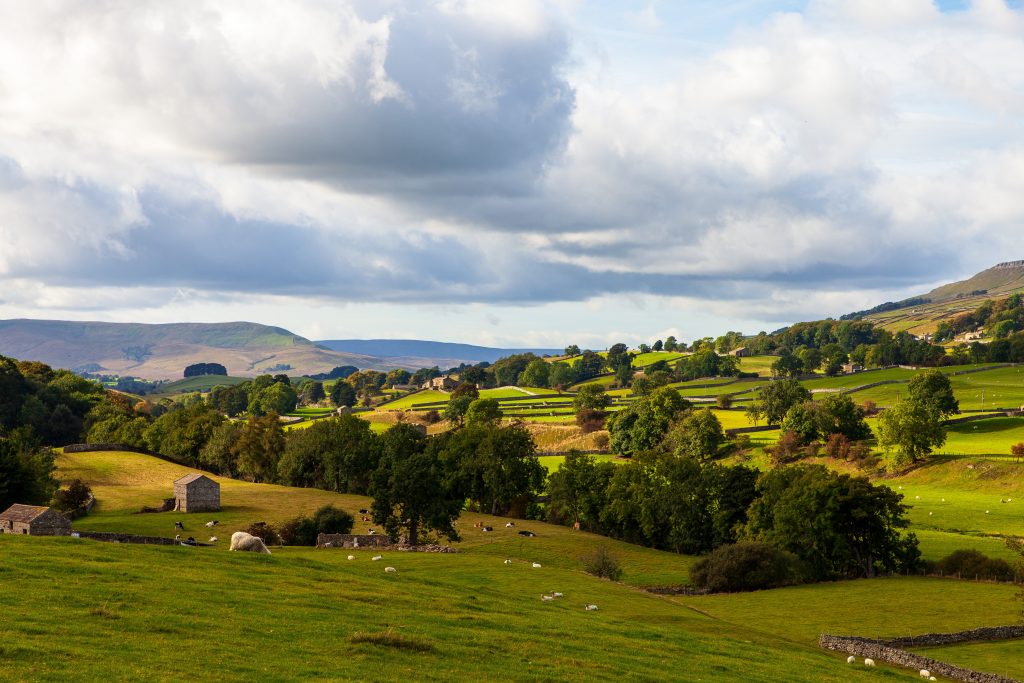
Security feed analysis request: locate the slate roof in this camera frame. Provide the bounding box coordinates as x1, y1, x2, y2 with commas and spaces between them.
0, 504, 51, 524
173, 473, 215, 486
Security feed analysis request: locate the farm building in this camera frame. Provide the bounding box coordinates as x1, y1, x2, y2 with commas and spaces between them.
173, 473, 221, 513
422, 376, 459, 391
0, 504, 71, 536
729, 347, 750, 357
842, 363, 865, 374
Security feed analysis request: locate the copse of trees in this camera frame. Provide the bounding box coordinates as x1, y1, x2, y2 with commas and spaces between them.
877, 369, 956, 468
607, 386, 691, 458
183, 362, 227, 378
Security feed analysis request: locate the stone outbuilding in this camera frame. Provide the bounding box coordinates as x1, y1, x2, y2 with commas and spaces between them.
422, 376, 459, 391
0, 504, 72, 536
173, 473, 221, 513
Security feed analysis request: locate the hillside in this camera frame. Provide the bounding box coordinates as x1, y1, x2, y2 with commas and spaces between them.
860, 261, 1024, 335
317, 339, 562, 368
0, 319, 389, 380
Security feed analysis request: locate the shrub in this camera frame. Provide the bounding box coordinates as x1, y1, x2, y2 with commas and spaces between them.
313, 505, 354, 535
767, 430, 803, 464
421, 410, 442, 425
278, 516, 319, 546
716, 394, 734, 409
245, 522, 280, 546
279, 505, 354, 546
581, 546, 623, 581
576, 408, 607, 434
52, 479, 92, 512
689, 542, 802, 593
932, 549, 1017, 581
592, 432, 610, 450
823, 433, 850, 459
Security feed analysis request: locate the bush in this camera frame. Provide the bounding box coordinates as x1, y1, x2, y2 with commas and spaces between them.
581, 546, 623, 581
52, 479, 92, 512
690, 542, 802, 593
245, 522, 280, 546
767, 430, 803, 464
421, 410, 442, 425
823, 433, 850, 459
278, 505, 354, 546
716, 394, 734, 409
932, 549, 1017, 581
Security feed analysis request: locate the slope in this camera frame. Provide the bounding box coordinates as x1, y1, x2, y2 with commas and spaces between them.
317, 339, 562, 368
0, 319, 392, 379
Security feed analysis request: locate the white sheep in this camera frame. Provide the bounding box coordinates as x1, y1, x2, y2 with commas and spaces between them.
208, 536, 218, 544
174, 534, 181, 541
229, 531, 271, 554
864, 658, 875, 667
985, 510, 990, 514
347, 554, 356, 560
505, 522, 515, 528
532, 562, 542, 568
552, 592, 563, 598
384, 566, 397, 573
930, 678, 936, 681
205, 520, 219, 528
585, 604, 598, 611
541, 595, 554, 601
919, 670, 931, 679
372, 554, 383, 561
503, 559, 513, 565
846, 655, 855, 664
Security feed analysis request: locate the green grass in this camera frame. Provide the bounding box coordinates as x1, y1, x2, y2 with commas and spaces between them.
914, 640, 1024, 680
0, 537, 928, 683
381, 390, 450, 410
735, 355, 779, 376
941, 417, 1024, 456
479, 387, 533, 399
536, 454, 622, 473
150, 374, 248, 396
632, 351, 685, 367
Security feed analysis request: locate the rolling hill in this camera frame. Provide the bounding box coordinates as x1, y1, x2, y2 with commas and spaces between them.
316, 339, 562, 368
856, 261, 1024, 335
0, 319, 390, 380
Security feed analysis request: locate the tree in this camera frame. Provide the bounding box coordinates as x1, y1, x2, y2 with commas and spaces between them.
564, 344, 581, 357
607, 387, 691, 458
637, 343, 651, 354
573, 384, 612, 412
450, 382, 480, 401
665, 409, 725, 460
331, 381, 357, 408
1013, 442, 1024, 463
444, 394, 475, 425
233, 413, 285, 483
663, 336, 678, 352
771, 353, 804, 378
745, 464, 920, 579
652, 340, 663, 352
0, 437, 58, 510
252, 381, 298, 416
749, 378, 811, 425
574, 351, 605, 381
385, 368, 412, 387
370, 424, 462, 546
465, 398, 502, 427
278, 414, 379, 493
306, 381, 326, 403
518, 359, 551, 388
548, 362, 576, 389
440, 422, 543, 515
907, 369, 959, 418
546, 452, 615, 530
184, 362, 227, 378
877, 399, 946, 466
780, 394, 870, 445
614, 362, 634, 388
798, 348, 823, 374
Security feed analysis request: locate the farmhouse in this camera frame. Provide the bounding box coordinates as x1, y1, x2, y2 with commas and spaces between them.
422, 376, 459, 391
0, 504, 71, 536
843, 363, 865, 374
729, 347, 750, 357
173, 473, 221, 513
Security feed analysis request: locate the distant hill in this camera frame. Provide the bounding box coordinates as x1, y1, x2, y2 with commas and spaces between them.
855, 261, 1024, 335
316, 339, 562, 368
0, 319, 391, 380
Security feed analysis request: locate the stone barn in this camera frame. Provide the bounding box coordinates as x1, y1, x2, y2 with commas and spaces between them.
173, 473, 221, 513
0, 504, 72, 536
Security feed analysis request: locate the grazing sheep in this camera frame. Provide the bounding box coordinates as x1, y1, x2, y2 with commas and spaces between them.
585, 604, 598, 611
503, 559, 513, 565
368, 529, 376, 535
929, 512, 933, 516
174, 521, 184, 530
864, 658, 875, 667
846, 656, 855, 664
174, 534, 181, 541
482, 526, 494, 532
930, 678, 936, 681
372, 555, 383, 561
347, 555, 355, 560
532, 562, 542, 568
205, 520, 219, 528
518, 530, 536, 537
541, 595, 554, 601
209, 536, 218, 544
505, 522, 515, 528
919, 671, 931, 679
986, 510, 990, 514
359, 509, 367, 514
384, 566, 397, 573
229, 531, 271, 554
552, 592, 563, 598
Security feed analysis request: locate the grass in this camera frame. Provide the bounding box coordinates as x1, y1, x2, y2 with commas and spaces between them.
0, 536, 925, 682
536, 454, 622, 473
914, 640, 1024, 680
941, 417, 1024, 456
149, 374, 248, 396
631, 351, 685, 367
381, 390, 450, 410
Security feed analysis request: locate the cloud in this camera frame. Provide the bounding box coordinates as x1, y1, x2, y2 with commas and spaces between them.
0, 0, 1023, 329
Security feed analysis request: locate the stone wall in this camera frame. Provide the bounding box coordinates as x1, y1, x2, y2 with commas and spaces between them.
317, 533, 394, 549
819, 628, 1024, 683
74, 531, 181, 546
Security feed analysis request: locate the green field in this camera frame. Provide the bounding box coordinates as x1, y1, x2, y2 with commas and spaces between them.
631, 351, 685, 367
20, 449, 1021, 680
535, 454, 622, 473
914, 640, 1024, 681
150, 374, 249, 396
380, 390, 450, 410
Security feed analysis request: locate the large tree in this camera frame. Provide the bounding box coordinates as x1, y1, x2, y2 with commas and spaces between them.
546, 452, 615, 530
907, 369, 959, 418
370, 424, 462, 546
665, 408, 725, 460
746, 378, 811, 426
607, 386, 691, 457
233, 413, 285, 483
877, 399, 946, 466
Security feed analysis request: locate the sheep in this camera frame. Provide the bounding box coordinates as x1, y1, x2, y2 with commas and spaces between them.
552, 592, 563, 598
174, 534, 181, 541
929, 512, 933, 516
985, 510, 990, 514
541, 595, 554, 601
347, 554, 355, 561
863, 658, 875, 667
384, 566, 397, 573
359, 508, 368, 514
518, 530, 536, 537
930, 678, 936, 681
919, 670, 931, 679
209, 536, 218, 544
585, 604, 598, 611
482, 526, 494, 532
205, 520, 219, 528
503, 559, 513, 565
368, 529, 376, 535
229, 531, 271, 554
372, 555, 383, 561
505, 522, 515, 528
532, 562, 542, 568
174, 521, 184, 530
846, 656, 855, 664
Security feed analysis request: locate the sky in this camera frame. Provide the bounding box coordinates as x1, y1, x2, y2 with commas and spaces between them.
1, 0, 1023, 350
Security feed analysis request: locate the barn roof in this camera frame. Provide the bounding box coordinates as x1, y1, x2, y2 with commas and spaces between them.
174, 473, 216, 486
0, 504, 51, 523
